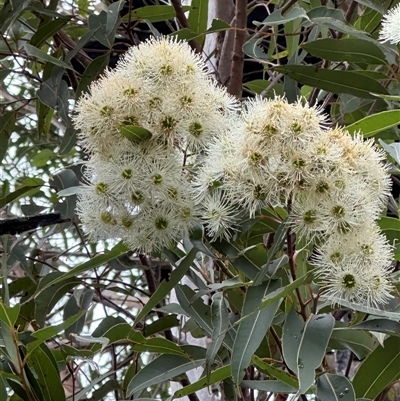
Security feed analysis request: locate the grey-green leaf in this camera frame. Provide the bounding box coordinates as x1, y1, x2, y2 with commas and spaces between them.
241, 380, 298, 393
134, 248, 198, 325
126, 345, 206, 396
352, 336, 400, 399
119, 125, 153, 143
301, 38, 386, 64
283, 309, 335, 394
206, 292, 229, 379
274, 65, 388, 99
317, 374, 356, 401
231, 280, 282, 384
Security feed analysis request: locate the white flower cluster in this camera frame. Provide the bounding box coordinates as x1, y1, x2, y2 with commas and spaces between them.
73, 37, 238, 253
74, 37, 394, 308
379, 4, 400, 45
196, 96, 394, 308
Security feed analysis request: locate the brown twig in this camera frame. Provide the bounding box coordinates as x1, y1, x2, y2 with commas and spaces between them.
139, 254, 174, 342
253, 0, 300, 41
170, 0, 201, 53
227, 0, 247, 97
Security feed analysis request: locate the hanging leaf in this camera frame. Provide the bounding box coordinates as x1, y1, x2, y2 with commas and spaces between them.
274, 65, 388, 98
126, 345, 206, 396
231, 280, 282, 384
187, 0, 208, 47
253, 6, 309, 26
134, 248, 198, 324
317, 374, 356, 401
353, 336, 400, 399
282, 309, 335, 395
205, 292, 230, 379
173, 365, 231, 398
241, 380, 297, 393
122, 5, 192, 23
301, 38, 386, 64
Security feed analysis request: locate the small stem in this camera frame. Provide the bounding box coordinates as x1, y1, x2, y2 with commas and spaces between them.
345, 352, 354, 378
286, 197, 308, 321
139, 255, 174, 342
170, 0, 200, 53
227, 0, 247, 97
253, 0, 300, 41
215, 259, 235, 278
1, 235, 10, 306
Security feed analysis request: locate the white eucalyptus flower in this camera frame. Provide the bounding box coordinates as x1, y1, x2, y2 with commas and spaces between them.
201, 192, 240, 240
379, 4, 400, 45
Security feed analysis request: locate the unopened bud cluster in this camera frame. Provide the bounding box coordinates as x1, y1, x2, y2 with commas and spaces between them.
74, 37, 394, 308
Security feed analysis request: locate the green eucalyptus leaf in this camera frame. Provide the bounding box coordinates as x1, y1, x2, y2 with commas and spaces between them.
282, 309, 335, 394
172, 365, 231, 398
26, 345, 66, 401
346, 110, 400, 137
317, 374, 356, 401
126, 345, 206, 396
301, 38, 386, 64
346, 318, 400, 337
353, 336, 400, 399
30, 17, 71, 48
241, 380, 298, 393
274, 65, 388, 99
122, 5, 192, 23
205, 292, 229, 379
330, 326, 375, 360
231, 280, 282, 384
0, 185, 43, 208
119, 125, 153, 143
253, 6, 309, 26
24, 43, 73, 70
134, 248, 197, 325
187, 0, 208, 47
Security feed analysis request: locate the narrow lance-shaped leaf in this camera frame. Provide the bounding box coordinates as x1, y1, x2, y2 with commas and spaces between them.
122, 5, 192, 23
126, 345, 206, 396
253, 219, 288, 285
352, 336, 400, 399
27, 345, 66, 401
24, 44, 73, 70
173, 365, 231, 398
0, 185, 43, 208
231, 279, 282, 384
346, 110, 400, 138
282, 309, 335, 395
253, 6, 309, 26
134, 247, 198, 325
297, 314, 335, 395
301, 38, 386, 64
187, 0, 208, 47
206, 292, 230, 380
329, 325, 375, 360
0, 303, 21, 373
252, 355, 299, 389
175, 284, 214, 338
345, 318, 400, 337
274, 65, 388, 99
241, 380, 298, 393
